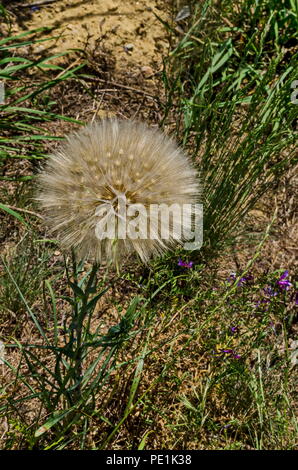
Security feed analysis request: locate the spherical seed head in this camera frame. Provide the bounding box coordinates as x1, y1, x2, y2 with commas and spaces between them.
36, 119, 201, 266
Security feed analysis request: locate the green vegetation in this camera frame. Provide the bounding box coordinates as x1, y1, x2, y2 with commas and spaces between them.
161, 0, 298, 250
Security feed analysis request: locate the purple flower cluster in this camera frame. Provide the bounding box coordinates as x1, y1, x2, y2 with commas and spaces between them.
255, 270, 297, 310
230, 326, 238, 334
276, 270, 292, 290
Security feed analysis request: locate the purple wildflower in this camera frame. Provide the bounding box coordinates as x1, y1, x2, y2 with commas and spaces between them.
263, 286, 278, 297
227, 272, 253, 286
255, 284, 280, 310
291, 291, 298, 305
232, 353, 241, 359
277, 270, 292, 290
237, 274, 254, 286
255, 298, 271, 310
178, 258, 193, 269
221, 423, 232, 431
230, 326, 238, 335
268, 321, 277, 333
219, 348, 241, 359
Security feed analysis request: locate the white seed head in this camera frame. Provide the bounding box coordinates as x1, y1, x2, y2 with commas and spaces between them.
36, 119, 201, 266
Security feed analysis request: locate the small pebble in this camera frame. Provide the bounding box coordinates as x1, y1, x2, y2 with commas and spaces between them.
141, 65, 153, 77
175, 5, 191, 22
123, 43, 134, 52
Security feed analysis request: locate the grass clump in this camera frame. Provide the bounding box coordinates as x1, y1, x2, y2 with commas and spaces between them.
0, 20, 84, 182
162, 0, 298, 251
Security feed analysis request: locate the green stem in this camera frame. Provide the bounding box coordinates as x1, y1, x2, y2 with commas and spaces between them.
72, 258, 99, 405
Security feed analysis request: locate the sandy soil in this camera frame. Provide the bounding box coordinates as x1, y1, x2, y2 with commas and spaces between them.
9, 0, 170, 73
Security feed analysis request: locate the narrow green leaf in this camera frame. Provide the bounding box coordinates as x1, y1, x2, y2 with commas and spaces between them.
35, 409, 73, 437
0, 203, 29, 228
